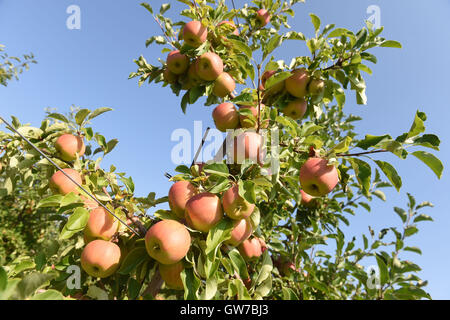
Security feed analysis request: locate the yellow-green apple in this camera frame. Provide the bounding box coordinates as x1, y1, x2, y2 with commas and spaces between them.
308, 78, 325, 95
238, 237, 264, 261
159, 262, 184, 290
222, 184, 255, 220
213, 72, 236, 98
195, 52, 224, 81
81, 240, 121, 278
285, 68, 310, 98
256, 9, 271, 27
282, 98, 307, 120
185, 192, 223, 232
168, 181, 196, 219
183, 21, 208, 47
166, 50, 189, 75
212, 102, 240, 132
218, 20, 239, 36
163, 68, 178, 84
84, 207, 119, 242
55, 134, 85, 161
299, 158, 339, 197
225, 218, 253, 247
300, 189, 316, 208
145, 220, 191, 265
49, 168, 82, 195
232, 131, 265, 165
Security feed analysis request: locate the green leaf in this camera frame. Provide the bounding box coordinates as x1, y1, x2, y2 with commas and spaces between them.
238, 180, 256, 204
404, 247, 422, 255
228, 38, 252, 58
375, 254, 389, 285
88, 107, 113, 121
256, 251, 273, 286
118, 247, 148, 275
329, 136, 352, 154
309, 13, 321, 33
0, 267, 6, 291
203, 163, 230, 178
282, 287, 299, 300
87, 285, 109, 300
30, 289, 65, 300
141, 2, 153, 14
357, 134, 391, 150
75, 109, 91, 126
205, 219, 234, 256
228, 249, 249, 280
37, 195, 63, 208
264, 35, 282, 60
349, 158, 371, 196
59, 207, 89, 240
413, 214, 433, 223
374, 160, 402, 191
404, 225, 419, 237
47, 113, 69, 123
393, 207, 407, 223
181, 268, 200, 300
265, 71, 291, 91
327, 28, 351, 38
412, 151, 443, 179
380, 40, 402, 48
407, 111, 426, 138
15, 272, 56, 299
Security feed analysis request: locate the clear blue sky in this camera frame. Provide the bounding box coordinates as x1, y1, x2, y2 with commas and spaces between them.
1, 0, 449, 299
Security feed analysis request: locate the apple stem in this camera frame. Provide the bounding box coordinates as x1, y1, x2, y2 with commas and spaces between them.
256, 64, 262, 134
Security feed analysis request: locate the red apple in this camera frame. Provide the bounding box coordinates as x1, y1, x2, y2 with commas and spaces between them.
84, 207, 119, 242
159, 262, 184, 290
185, 193, 223, 233
222, 184, 255, 220
239, 104, 266, 129
145, 220, 191, 265
183, 21, 208, 47
225, 218, 253, 247
187, 63, 202, 87
282, 98, 307, 120
238, 237, 263, 261
218, 20, 239, 36
166, 50, 189, 75
49, 168, 82, 195
81, 240, 121, 278
213, 72, 236, 98
212, 102, 240, 132
168, 181, 196, 219
163, 68, 178, 84
55, 134, 85, 162
285, 68, 310, 98
299, 158, 339, 197
300, 189, 316, 208
261, 70, 284, 94
256, 9, 271, 27
195, 52, 224, 81
232, 131, 265, 165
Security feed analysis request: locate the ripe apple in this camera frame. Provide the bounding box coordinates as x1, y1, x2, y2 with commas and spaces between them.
49, 168, 82, 195
195, 52, 224, 81
212, 102, 240, 132
232, 131, 265, 165
261, 70, 284, 94
282, 98, 307, 120
183, 20, 208, 47
213, 72, 236, 98
80, 195, 98, 210
300, 189, 316, 208
80, 240, 121, 278
84, 207, 119, 241
256, 9, 271, 27
218, 20, 239, 36
166, 50, 189, 75
187, 63, 202, 87
239, 105, 259, 129
55, 134, 85, 162
308, 78, 325, 95
299, 158, 339, 197
163, 68, 178, 84
285, 68, 310, 98
238, 237, 263, 261
225, 218, 253, 247
159, 262, 184, 290
145, 220, 191, 265
222, 184, 255, 220
185, 192, 223, 233
168, 181, 196, 219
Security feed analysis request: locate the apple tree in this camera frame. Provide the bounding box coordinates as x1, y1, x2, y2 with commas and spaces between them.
0, 0, 443, 300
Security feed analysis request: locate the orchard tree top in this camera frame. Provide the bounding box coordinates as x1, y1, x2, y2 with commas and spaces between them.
0, 0, 443, 301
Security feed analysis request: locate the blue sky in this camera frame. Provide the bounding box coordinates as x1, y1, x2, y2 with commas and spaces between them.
1, 0, 449, 298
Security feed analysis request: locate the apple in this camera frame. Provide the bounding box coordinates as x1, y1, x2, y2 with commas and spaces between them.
159, 262, 184, 290
183, 20, 208, 47
279, 260, 300, 277
218, 20, 239, 36
222, 184, 255, 220
239, 105, 258, 129
232, 131, 265, 165
261, 70, 284, 94
49, 168, 82, 195
80, 195, 98, 210
300, 189, 316, 208
256, 9, 271, 27
163, 68, 178, 84
195, 52, 224, 81
185, 192, 223, 233
282, 98, 307, 120
299, 157, 339, 197
213, 72, 236, 98
225, 218, 253, 247
187, 63, 202, 87
308, 78, 325, 95
238, 237, 263, 261
84, 207, 119, 241
166, 50, 189, 75
168, 181, 196, 219
212, 102, 240, 132
145, 220, 191, 265
80, 240, 121, 278
285, 68, 310, 98
55, 134, 85, 162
